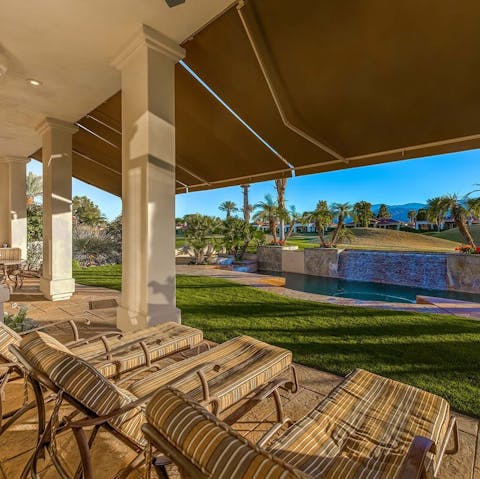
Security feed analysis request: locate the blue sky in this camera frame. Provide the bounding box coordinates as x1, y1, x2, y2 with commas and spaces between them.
28, 149, 480, 220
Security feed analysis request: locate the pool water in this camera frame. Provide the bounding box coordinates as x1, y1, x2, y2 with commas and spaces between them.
262, 272, 480, 304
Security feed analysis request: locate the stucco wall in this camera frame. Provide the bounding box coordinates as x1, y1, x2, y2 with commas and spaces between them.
283, 250, 305, 274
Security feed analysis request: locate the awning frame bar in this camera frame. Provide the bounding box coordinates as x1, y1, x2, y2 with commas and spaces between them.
236, 0, 347, 164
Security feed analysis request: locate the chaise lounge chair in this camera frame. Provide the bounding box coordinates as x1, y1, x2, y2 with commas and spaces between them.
142, 369, 459, 479
0, 320, 203, 435
10, 331, 297, 478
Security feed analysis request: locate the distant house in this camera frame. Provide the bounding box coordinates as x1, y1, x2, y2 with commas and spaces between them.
370, 218, 403, 230
414, 220, 437, 231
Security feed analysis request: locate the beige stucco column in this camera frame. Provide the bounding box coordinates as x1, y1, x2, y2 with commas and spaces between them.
0, 157, 29, 257
112, 25, 185, 331
36, 118, 77, 301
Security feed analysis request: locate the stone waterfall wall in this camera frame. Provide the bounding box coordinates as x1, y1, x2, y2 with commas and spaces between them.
257, 246, 480, 293
338, 250, 448, 290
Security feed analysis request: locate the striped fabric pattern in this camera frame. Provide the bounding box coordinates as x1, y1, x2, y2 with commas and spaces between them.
0, 323, 21, 362
20, 332, 145, 446
70, 322, 203, 374
129, 336, 292, 412
267, 369, 450, 479
146, 386, 309, 479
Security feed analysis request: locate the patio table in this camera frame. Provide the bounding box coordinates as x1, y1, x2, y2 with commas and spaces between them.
0, 259, 25, 290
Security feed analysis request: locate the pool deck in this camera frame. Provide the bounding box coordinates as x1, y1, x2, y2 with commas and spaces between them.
176, 265, 480, 320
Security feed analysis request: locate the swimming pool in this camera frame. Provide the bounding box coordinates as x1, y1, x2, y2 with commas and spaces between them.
262, 272, 480, 304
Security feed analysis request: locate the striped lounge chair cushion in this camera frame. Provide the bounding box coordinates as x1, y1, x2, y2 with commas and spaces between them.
145, 386, 309, 479
20, 331, 145, 446
0, 323, 21, 362
267, 369, 450, 479
70, 322, 203, 374
129, 336, 292, 412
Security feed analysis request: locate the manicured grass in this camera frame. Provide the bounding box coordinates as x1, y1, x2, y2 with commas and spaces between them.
73, 264, 480, 418
426, 224, 480, 245
287, 228, 460, 252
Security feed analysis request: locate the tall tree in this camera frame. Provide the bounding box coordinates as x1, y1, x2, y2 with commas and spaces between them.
218, 200, 238, 219
416, 208, 428, 221
439, 194, 477, 247
331, 202, 353, 244
26, 171, 42, 204
407, 210, 417, 225
253, 194, 280, 244
376, 204, 391, 219
72, 196, 106, 226
305, 200, 333, 247
240, 184, 252, 223
275, 178, 288, 241
284, 205, 301, 241
426, 197, 447, 231
353, 200, 373, 227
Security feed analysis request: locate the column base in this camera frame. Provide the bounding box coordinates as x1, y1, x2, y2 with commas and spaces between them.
116, 304, 181, 332
40, 277, 75, 301
0, 285, 9, 319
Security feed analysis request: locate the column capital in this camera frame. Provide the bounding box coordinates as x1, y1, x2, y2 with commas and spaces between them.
35, 117, 78, 136
112, 24, 185, 71
0, 156, 30, 165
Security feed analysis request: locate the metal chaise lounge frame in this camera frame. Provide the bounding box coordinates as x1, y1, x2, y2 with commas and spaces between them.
142, 371, 459, 479
0, 320, 204, 436
10, 333, 298, 479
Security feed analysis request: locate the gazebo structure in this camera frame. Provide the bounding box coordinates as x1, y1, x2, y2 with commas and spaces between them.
1, 0, 480, 332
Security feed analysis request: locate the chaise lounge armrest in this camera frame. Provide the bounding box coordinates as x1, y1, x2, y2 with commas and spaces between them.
397, 436, 435, 479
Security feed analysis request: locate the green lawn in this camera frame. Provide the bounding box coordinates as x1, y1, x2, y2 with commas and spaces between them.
73, 264, 480, 418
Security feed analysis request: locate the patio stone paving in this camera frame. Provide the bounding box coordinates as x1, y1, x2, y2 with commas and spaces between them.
1, 277, 479, 477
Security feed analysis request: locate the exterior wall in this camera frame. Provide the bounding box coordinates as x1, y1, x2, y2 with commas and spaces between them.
447, 255, 480, 293
258, 246, 480, 293
257, 246, 283, 272
304, 248, 341, 277
282, 250, 305, 274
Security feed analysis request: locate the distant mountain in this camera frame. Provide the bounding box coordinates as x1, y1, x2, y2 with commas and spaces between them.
371, 203, 426, 222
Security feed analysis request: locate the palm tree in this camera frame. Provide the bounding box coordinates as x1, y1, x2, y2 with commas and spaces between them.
376, 203, 391, 219
218, 200, 238, 219
426, 197, 447, 231
407, 210, 417, 226
26, 171, 42, 204
439, 194, 476, 247
353, 200, 373, 227
240, 184, 252, 223
331, 202, 353, 244
305, 200, 333, 247
284, 205, 301, 241
275, 178, 288, 241
253, 194, 280, 244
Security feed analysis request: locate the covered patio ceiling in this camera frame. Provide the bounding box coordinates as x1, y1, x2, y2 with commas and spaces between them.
29, 0, 480, 196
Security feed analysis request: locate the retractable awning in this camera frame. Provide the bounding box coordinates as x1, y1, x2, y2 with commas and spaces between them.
183, 0, 480, 175
32, 0, 480, 195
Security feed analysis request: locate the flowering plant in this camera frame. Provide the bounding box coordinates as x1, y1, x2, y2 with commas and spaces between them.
321, 242, 337, 249
455, 244, 480, 255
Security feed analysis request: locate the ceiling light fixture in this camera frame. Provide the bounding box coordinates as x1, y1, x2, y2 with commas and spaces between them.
27, 78, 42, 87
